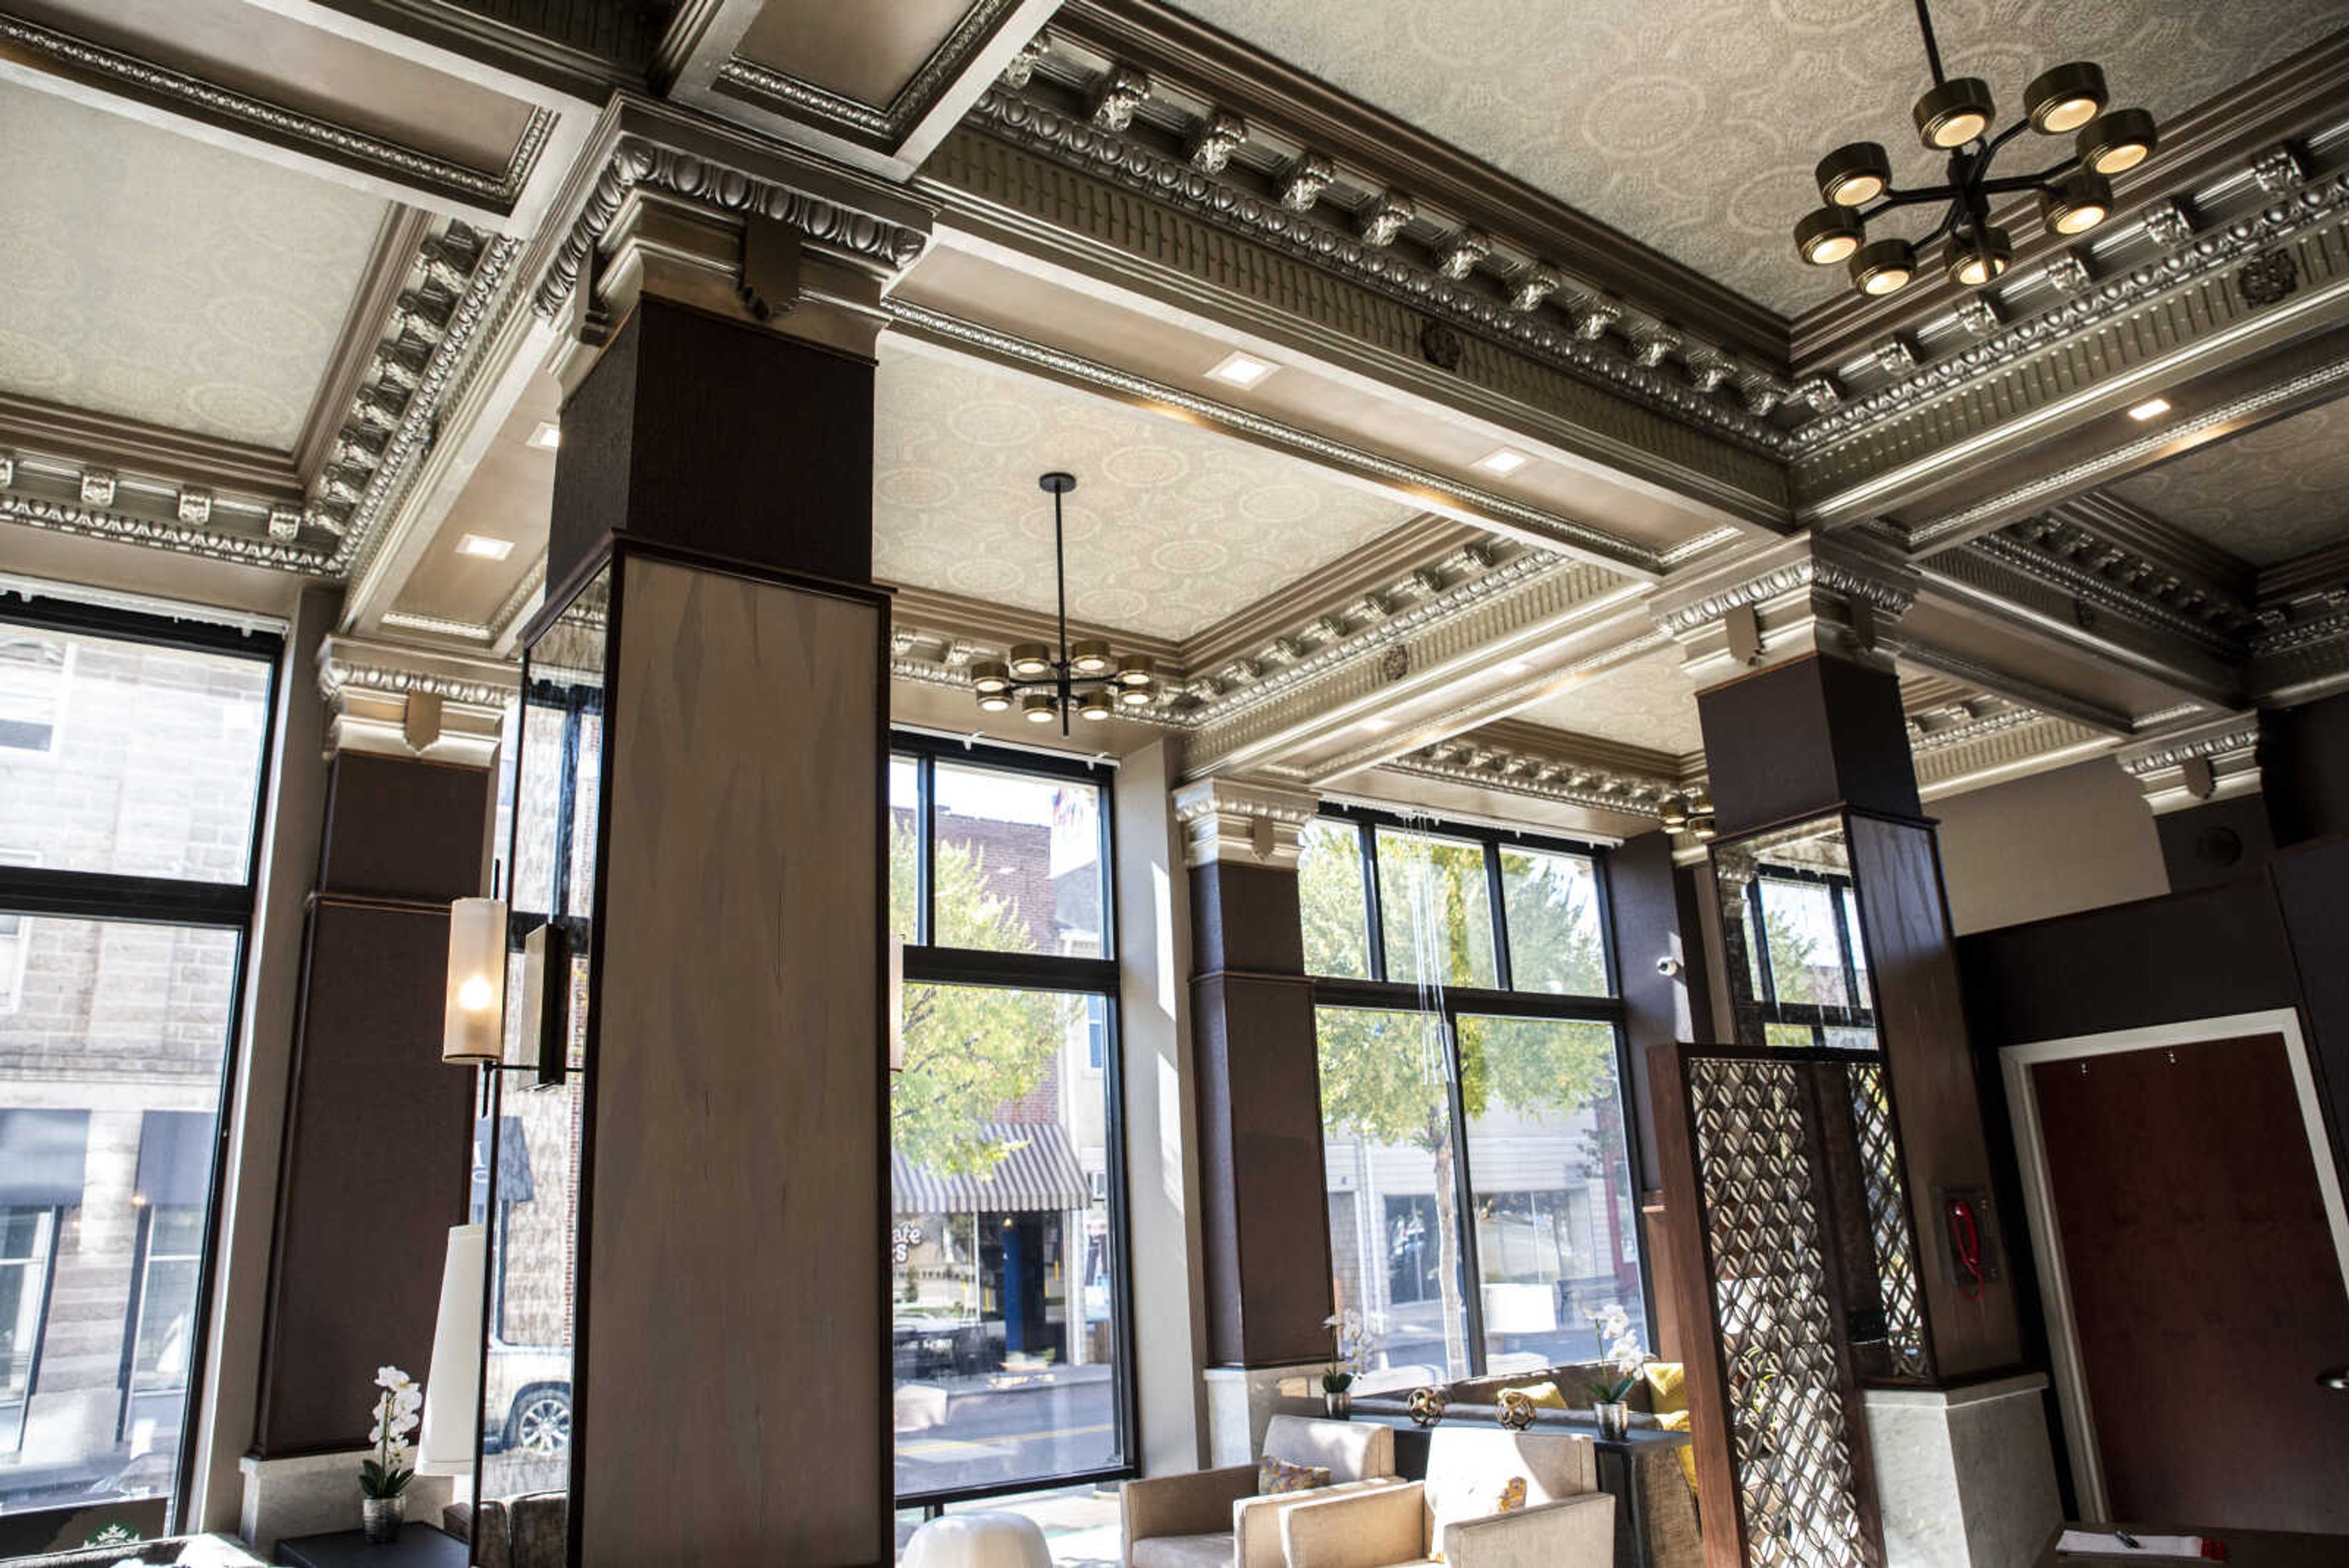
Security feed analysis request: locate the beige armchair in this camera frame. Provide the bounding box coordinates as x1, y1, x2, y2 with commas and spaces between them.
1121, 1415, 1397, 1568
1277, 1429, 1614, 1568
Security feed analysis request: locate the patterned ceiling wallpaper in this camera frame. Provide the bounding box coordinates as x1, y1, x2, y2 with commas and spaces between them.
872, 346, 1420, 639
0, 86, 387, 450
2108, 397, 2349, 568
1171, 0, 2349, 315
1513, 644, 1705, 755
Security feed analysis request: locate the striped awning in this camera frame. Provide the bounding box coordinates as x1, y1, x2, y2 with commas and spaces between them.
892, 1122, 1089, 1215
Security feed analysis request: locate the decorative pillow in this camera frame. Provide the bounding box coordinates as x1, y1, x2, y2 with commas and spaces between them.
1499, 1380, 1569, 1410
1642, 1361, 1688, 1416
1655, 1408, 1698, 1493
1429, 1475, 1528, 1562
1256, 1456, 1333, 1495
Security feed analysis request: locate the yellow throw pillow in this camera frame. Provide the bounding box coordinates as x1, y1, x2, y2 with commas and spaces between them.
1642, 1361, 1688, 1416
1655, 1408, 1696, 1493
1256, 1456, 1332, 1495
1499, 1380, 1568, 1410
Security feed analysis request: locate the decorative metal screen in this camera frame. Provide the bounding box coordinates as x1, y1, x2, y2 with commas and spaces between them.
1690, 1056, 1877, 1568
1846, 1063, 1931, 1383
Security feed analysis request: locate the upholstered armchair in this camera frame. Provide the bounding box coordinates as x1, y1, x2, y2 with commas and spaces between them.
1276, 1428, 1614, 1568
1120, 1415, 1397, 1568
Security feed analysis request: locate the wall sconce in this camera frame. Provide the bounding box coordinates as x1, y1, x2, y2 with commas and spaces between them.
443, 896, 508, 1064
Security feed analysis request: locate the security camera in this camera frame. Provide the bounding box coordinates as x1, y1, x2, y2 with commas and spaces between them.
1655, 954, 1685, 979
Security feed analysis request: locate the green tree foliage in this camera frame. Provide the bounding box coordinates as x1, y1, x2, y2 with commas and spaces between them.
889, 816, 1074, 1176
1299, 825, 1617, 1372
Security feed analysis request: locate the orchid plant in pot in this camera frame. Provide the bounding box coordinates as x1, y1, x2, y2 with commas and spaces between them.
1319, 1309, 1376, 1418
1582, 1304, 1647, 1441
358, 1366, 421, 1544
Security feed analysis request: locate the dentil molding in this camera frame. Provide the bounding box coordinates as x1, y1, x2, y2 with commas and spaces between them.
1171, 776, 1320, 869
316, 634, 519, 767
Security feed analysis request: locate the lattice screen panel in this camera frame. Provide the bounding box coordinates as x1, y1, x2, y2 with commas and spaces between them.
1690, 1056, 1878, 1568
1846, 1062, 1931, 1383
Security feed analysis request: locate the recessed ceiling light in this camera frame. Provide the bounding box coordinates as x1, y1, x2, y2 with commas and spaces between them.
1474, 447, 1531, 476
527, 421, 562, 450
1498, 660, 1531, 675
1360, 716, 1394, 733
458, 533, 515, 561
1206, 351, 1276, 389
2128, 396, 2172, 422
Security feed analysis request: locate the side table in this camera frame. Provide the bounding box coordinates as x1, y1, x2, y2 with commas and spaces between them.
274, 1522, 470, 1567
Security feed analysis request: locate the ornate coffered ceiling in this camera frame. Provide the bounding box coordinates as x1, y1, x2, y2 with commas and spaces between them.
1167, 0, 2349, 316
1512, 645, 1705, 757
872, 342, 1422, 638
0, 86, 388, 449
2107, 395, 2349, 566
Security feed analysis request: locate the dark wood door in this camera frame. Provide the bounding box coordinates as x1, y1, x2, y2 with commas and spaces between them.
2033, 1033, 2349, 1531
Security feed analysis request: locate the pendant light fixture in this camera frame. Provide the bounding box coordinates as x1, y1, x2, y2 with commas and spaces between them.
968, 472, 1157, 733
1791, 0, 2158, 297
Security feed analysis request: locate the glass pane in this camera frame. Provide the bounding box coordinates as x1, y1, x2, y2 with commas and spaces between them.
893, 983, 1120, 1497
1316, 1006, 1466, 1388
1759, 879, 1851, 1010
1842, 886, 1871, 1011
1298, 819, 1370, 979
477, 1076, 581, 1499
932, 763, 1104, 958
1497, 847, 1609, 996
1375, 829, 1497, 989
0, 916, 238, 1503
0, 627, 270, 882
1458, 1016, 1646, 1373
888, 755, 919, 943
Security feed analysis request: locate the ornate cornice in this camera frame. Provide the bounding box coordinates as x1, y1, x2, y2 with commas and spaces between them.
712, 0, 1027, 142
0, 485, 330, 574
1912, 715, 2112, 801
2115, 712, 2265, 814
316, 633, 519, 765
1976, 521, 2254, 656
2116, 716, 2262, 779
1650, 533, 1918, 681
0, 12, 552, 212
530, 117, 933, 322
1386, 730, 1677, 822
959, 80, 1796, 459
1170, 776, 1320, 868
883, 299, 1670, 573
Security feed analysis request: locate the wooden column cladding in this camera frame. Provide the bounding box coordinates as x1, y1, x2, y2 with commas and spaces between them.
254, 753, 485, 1455
1181, 784, 1336, 1369
531, 294, 891, 1566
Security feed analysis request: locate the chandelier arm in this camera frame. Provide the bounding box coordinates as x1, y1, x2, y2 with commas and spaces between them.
1980, 119, 2035, 160
1917, 203, 1962, 247
1858, 184, 1962, 217
1052, 480, 1071, 735
1975, 169, 2071, 196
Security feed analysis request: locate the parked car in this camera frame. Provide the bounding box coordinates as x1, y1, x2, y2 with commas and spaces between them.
483, 1345, 571, 1456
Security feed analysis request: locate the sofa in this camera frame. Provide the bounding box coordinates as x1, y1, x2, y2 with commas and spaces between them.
1354, 1362, 1700, 1568
1120, 1414, 1398, 1568
444, 1492, 568, 1568
1279, 1427, 1612, 1568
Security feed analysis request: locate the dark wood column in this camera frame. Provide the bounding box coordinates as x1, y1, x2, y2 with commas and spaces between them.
1171, 779, 1334, 1369
253, 748, 490, 1455
522, 117, 927, 1564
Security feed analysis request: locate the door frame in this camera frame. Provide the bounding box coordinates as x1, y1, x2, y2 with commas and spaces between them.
2001, 1007, 2349, 1521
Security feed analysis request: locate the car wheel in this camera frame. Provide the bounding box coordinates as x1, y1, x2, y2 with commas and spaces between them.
506, 1386, 572, 1455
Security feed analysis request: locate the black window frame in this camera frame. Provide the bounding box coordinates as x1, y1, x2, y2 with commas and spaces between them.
888, 730, 1136, 1512
1302, 801, 1655, 1372
0, 589, 283, 1533
1743, 864, 1879, 1047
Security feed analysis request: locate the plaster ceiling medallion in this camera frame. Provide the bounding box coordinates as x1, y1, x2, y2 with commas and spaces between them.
1792, 1, 2160, 297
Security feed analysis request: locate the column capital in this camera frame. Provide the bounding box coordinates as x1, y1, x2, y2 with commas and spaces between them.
1652, 531, 1919, 683
1171, 777, 1321, 869
2116, 713, 2263, 814
316, 634, 517, 767
533, 94, 936, 369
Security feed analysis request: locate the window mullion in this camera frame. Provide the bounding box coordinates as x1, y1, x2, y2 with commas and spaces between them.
1482, 842, 1513, 994
1358, 819, 1387, 984
1439, 1001, 1486, 1378
915, 751, 935, 948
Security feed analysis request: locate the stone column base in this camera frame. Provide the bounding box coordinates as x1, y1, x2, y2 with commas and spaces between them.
1865, 1373, 2060, 1568
237, 1451, 454, 1559
1202, 1363, 1330, 1467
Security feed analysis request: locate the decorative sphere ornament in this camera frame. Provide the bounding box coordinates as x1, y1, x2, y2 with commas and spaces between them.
1406, 1386, 1448, 1428
1496, 1389, 1537, 1431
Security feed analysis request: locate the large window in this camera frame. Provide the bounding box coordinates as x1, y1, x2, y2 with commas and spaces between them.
1303, 807, 1645, 1389
889, 737, 1129, 1507
0, 591, 279, 1528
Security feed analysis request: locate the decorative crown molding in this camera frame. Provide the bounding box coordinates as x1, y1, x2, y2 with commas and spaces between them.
1386, 728, 1679, 822
2115, 712, 2264, 814
711, 0, 1029, 144
0, 12, 553, 214
316, 634, 519, 765
1170, 776, 1321, 868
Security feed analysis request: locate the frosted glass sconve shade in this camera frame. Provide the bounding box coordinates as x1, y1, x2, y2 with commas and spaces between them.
443, 896, 507, 1064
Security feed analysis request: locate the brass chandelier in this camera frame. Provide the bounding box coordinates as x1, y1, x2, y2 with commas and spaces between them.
968, 472, 1158, 732
1792, 0, 2159, 297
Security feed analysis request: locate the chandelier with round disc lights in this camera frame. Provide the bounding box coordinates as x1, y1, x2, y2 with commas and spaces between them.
1792, 0, 2158, 298
967, 472, 1157, 732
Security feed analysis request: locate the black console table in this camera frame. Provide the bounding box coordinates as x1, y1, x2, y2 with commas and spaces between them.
275, 1523, 469, 1567
1356, 1411, 1691, 1568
